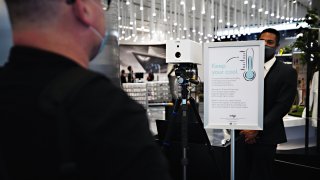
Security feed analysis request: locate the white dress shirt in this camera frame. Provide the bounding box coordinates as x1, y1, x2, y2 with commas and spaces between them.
264, 56, 276, 78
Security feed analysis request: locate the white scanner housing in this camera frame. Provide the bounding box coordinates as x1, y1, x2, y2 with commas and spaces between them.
166, 39, 202, 65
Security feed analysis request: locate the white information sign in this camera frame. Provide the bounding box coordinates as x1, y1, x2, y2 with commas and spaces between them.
204, 41, 264, 130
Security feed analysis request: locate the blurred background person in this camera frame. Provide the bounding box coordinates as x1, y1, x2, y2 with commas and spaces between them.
127, 65, 134, 83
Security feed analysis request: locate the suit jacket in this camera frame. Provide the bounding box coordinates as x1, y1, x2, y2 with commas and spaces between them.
258, 60, 297, 144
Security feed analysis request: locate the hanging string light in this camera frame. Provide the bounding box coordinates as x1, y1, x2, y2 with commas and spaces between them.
281, 0, 285, 20
140, 0, 144, 33
246, 0, 250, 34
201, 0, 205, 15
209, 0, 214, 37
199, 12, 203, 42
192, 5, 196, 40
227, 0, 230, 27
163, 0, 167, 22
206, 1, 211, 38
211, 0, 215, 19
192, 0, 195, 11
252, 0, 256, 9
251, 0, 256, 28
118, 0, 309, 43
169, 0, 173, 39
214, 1, 218, 38
200, 6, 204, 37
286, 0, 290, 21
258, 0, 263, 12
241, 0, 244, 29
265, 0, 269, 15
174, 0, 177, 26
129, 0, 133, 25
294, 0, 298, 21
219, 0, 223, 23
150, 1, 154, 37
276, 0, 280, 19
177, 1, 181, 40
290, 0, 294, 21
133, 11, 137, 37
151, 0, 156, 17
233, 0, 237, 27
183, 2, 187, 32
270, 0, 275, 17
121, 2, 126, 39
140, 0, 143, 10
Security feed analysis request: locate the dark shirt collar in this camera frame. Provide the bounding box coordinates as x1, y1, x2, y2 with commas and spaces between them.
8, 46, 79, 67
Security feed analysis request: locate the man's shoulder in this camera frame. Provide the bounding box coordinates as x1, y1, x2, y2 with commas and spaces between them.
274, 61, 296, 73
72, 68, 122, 94
69, 68, 131, 102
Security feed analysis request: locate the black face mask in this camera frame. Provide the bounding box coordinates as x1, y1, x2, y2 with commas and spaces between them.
265, 46, 276, 62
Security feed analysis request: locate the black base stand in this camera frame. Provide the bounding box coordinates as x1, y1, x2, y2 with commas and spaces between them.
161, 94, 218, 180
159, 63, 221, 180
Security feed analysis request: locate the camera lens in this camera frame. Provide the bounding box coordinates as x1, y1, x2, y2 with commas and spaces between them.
175, 52, 181, 58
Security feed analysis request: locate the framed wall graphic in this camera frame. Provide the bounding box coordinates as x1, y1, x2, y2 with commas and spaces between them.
204, 41, 265, 130
119, 44, 167, 74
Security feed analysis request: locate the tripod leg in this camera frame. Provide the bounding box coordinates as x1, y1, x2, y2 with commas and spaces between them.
188, 97, 212, 146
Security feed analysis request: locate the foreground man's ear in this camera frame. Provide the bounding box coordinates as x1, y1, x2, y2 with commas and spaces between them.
68, 0, 95, 27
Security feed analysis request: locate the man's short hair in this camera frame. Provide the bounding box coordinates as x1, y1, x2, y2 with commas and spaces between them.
258, 28, 281, 46
4, 0, 60, 28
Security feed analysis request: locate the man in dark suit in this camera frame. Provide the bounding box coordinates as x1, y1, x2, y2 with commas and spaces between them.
0, 0, 171, 180
239, 28, 297, 180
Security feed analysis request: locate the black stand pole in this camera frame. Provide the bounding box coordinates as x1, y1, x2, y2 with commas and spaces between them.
180, 83, 189, 180
305, 59, 311, 154
317, 71, 320, 153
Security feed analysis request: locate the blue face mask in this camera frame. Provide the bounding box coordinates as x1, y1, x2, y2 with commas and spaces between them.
89, 26, 109, 61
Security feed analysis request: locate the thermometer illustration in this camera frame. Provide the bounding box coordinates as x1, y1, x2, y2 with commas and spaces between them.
243, 48, 256, 81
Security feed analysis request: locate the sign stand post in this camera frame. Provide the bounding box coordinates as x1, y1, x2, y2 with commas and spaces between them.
230, 129, 235, 180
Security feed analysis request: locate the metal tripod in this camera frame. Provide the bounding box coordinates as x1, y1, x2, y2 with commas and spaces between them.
162, 84, 214, 180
